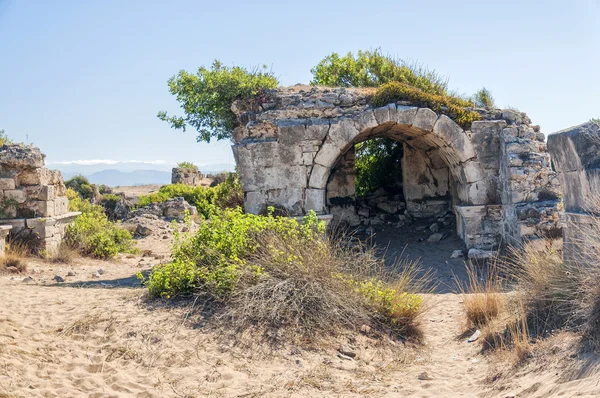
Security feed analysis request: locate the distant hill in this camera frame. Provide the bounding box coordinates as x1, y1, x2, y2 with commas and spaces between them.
58, 163, 235, 187
86, 170, 171, 186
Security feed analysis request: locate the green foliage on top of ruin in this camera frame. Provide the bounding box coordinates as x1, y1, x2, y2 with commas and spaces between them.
158, 60, 279, 143
0, 129, 12, 146
177, 161, 198, 171
471, 87, 496, 108
372, 82, 481, 128
310, 49, 449, 95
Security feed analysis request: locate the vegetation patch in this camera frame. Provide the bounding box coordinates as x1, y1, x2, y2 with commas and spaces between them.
372, 82, 481, 128
65, 189, 137, 259
137, 172, 243, 218
176, 161, 198, 171
139, 208, 426, 342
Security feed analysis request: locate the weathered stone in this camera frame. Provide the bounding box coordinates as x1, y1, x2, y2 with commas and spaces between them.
413, 108, 438, 131
428, 233, 443, 242
0, 178, 15, 190
171, 167, 204, 186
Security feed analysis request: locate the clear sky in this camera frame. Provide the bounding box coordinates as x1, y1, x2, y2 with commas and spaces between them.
1, 0, 599, 169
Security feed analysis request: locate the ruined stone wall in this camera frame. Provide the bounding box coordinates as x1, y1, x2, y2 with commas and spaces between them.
0, 144, 79, 254
171, 167, 204, 186
548, 122, 600, 263
231, 85, 561, 250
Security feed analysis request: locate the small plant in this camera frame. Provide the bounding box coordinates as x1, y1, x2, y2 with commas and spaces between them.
0, 242, 28, 273
0, 129, 12, 146
177, 161, 198, 171
458, 261, 504, 328
471, 87, 495, 108
48, 242, 77, 264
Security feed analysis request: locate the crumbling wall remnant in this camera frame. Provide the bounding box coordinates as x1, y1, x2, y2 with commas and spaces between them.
171, 167, 204, 186
0, 144, 79, 254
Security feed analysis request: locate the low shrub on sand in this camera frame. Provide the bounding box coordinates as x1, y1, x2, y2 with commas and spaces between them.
0, 242, 28, 273
139, 208, 426, 341
458, 261, 504, 328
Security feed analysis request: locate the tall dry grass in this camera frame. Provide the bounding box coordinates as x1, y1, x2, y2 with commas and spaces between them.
458, 259, 505, 329
220, 232, 431, 343
0, 241, 28, 273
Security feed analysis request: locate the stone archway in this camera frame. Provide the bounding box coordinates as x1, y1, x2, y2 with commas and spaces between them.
307, 105, 489, 218
231, 86, 561, 250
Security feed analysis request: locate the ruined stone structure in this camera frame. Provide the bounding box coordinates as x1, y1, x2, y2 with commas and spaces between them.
232, 86, 561, 250
171, 167, 204, 186
548, 122, 600, 263
0, 144, 79, 254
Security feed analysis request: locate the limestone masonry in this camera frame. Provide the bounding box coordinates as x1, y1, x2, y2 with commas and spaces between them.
548, 122, 600, 264
171, 167, 204, 186
0, 144, 79, 254
231, 86, 562, 250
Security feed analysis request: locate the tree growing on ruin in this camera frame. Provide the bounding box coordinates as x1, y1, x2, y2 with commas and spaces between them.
158, 61, 279, 143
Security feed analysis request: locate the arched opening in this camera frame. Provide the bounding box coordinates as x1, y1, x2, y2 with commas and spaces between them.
324, 118, 476, 291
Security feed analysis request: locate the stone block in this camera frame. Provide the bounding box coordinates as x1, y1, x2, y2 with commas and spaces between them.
353, 110, 377, 133
24, 185, 55, 201
4, 189, 27, 204
244, 191, 266, 214
396, 106, 418, 126
305, 119, 330, 141
373, 104, 395, 125
304, 188, 326, 214
412, 108, 438, 132
27, 200, 56, 217
433, 115, 463, 146
267, 188, 303, 215
17, 168, 50, 186
0, 178, 15, 190
308, 164, 330, 189
55, 196, 69, 215
277, 119, 307, 145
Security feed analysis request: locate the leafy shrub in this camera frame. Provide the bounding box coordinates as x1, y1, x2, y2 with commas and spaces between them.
138, 173, 243, 218
355, 138, 403, 196
158, 60, 279, 143
140, 208, 425, 341
65, 175, 95, 201
177, 161, 198, 171
311, 48, 448, 95
472, 87, 495, 108
372, 82, 481, 128
65, 188, 136, 259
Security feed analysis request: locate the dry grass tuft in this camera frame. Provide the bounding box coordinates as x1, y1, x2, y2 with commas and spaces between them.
0, 242, 28, 273
48, 243, 78, 264
219, 232, 429, 344
458, 260, 504, 328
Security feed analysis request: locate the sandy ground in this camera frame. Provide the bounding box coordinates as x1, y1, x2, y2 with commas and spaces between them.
2, 229, 600, 397
113, 181, 213, 200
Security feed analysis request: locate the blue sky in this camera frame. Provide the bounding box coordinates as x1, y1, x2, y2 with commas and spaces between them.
1, 0, 599, 170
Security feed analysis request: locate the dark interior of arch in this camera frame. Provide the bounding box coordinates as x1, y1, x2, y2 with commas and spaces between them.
325, 122, 461, 228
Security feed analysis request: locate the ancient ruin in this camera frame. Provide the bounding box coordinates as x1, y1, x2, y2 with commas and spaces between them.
0, 144, 79, 254
548, 121, 600, 264
232, 86, 562, 250
171, 167, 204, 186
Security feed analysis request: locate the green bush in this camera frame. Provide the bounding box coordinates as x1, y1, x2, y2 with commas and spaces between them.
138, 172, 243, 218
65, 175, 95, 201
311, 49, 448, 95
372, 82, 481, 128
65, 188, 137, 259
158, 60, 279, 143
177, 161, 198, 171
142, 208, 325, 299
472, 87, 495, 108
355, 138, 404, 196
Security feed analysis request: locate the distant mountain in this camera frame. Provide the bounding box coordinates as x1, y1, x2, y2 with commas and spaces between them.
85, 170, 171, 186
57, 163, 235, 187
